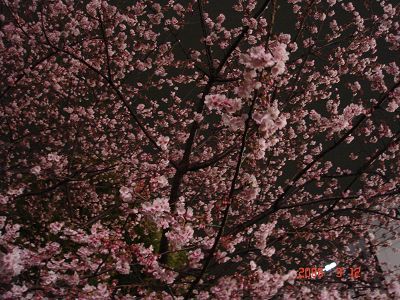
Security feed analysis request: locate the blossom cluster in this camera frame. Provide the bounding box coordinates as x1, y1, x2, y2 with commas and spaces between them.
240, 41, 289, 76
204, 94, 242, 113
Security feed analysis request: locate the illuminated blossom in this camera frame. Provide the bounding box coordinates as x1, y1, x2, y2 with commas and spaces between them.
119, 186, 133, 202
30, 166, 41, 175
205, 94, 242, 113
1, 248, 24, 277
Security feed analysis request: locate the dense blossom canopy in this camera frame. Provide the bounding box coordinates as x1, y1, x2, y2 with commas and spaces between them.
0, 0, 399, 299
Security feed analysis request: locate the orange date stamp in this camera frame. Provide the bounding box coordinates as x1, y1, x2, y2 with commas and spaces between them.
296, 266, 361, 280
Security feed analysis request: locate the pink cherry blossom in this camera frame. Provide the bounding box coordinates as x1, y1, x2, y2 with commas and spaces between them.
30, 166, 41, 175
1, 248, 24, 278
1, 0, 399, 298
240, 46, 275, 70
205, 94, 242, 113
119, 186, 133, 202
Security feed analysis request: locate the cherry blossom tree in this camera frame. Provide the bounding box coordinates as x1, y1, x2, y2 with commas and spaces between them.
1, 0, 399, 298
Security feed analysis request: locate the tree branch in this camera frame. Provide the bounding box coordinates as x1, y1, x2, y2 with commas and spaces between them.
184, 82, 260, 299
226, 81, 400, 236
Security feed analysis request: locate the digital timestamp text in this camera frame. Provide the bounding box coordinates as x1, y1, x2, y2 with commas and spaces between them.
296, 266, 361, 280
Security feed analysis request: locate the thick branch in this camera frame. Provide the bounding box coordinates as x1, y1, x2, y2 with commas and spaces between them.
184, 85, 260, 299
